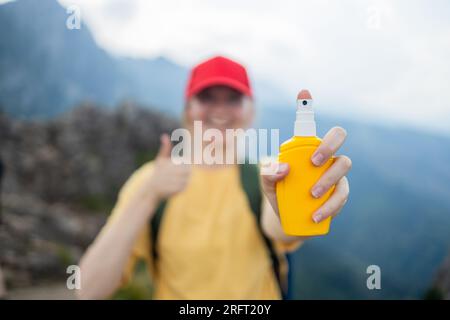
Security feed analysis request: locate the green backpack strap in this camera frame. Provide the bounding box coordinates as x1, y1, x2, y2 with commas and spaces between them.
150, 200, 166, 261
238, 163, 285, 298
149, 164, 287, 298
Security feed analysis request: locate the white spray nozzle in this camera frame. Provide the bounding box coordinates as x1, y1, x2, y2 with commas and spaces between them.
294, 89, 316, 137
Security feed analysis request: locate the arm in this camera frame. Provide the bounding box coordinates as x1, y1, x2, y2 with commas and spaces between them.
76, 191, 158, 300
260, 127, 351, 247
76, 134, 191, 299
261, 195, 307, 245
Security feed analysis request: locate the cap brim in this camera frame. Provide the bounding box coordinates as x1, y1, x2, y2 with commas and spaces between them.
187, 76, 252, 98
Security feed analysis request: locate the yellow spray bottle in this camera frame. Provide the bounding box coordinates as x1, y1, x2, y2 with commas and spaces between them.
276, 90, 335, 236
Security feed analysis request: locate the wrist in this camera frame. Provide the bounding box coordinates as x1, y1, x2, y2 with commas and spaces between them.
142, 191, 161, 217
126, 187, 161, 220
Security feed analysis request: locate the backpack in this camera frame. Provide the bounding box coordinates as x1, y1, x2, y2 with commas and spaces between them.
149, 163, 291, 299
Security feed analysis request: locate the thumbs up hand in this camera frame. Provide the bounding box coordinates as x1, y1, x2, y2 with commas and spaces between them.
146, 134, 192, 202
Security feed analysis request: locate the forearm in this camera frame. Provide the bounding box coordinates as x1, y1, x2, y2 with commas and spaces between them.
262, 196, 309, 244
77, 193, 158, 299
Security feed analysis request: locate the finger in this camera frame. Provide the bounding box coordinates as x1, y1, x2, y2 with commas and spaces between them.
157, 134, 172, 159
260, 162, 290, 184
311, 155, 352, 198
311, 126, 347, 166
174, 165, 192, 177
170, 176, 190, 188
312, 176, 349, 223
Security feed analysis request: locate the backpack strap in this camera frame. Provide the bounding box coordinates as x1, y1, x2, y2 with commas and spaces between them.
238, 163, 287, 299
150, 200, 166, 262
149, 164, 288, 298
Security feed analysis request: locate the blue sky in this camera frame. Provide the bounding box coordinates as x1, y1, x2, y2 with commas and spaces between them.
4, 0, 450, 135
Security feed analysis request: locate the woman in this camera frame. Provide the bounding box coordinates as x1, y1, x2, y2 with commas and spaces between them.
77, 56, 351, 299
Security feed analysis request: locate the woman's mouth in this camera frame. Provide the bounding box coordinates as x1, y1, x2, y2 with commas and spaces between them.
208, 116, 230, 127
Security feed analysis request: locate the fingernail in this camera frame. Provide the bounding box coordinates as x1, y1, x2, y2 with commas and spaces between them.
276, 163, 288, 174
311, 186, 324, 198
311, 152, 324, 166
312, 212, 323, 224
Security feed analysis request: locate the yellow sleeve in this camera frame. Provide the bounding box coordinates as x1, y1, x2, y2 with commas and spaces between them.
99, 161, 156, 287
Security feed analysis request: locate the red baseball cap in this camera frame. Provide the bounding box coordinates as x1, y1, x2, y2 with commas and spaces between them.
185, 56, 253, 99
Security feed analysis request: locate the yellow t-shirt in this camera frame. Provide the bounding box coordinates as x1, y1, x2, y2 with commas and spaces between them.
104, 161, 300, 299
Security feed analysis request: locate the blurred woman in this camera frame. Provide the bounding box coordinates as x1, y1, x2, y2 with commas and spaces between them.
77, 56, 351, 299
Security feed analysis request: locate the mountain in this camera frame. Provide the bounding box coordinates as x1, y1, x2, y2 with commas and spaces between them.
0, 103, 179, 290
429, 252, 450, 299
0, 0, 188, 118
0, 0, 289, 119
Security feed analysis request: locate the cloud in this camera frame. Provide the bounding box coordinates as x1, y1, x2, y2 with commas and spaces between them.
59, 0, 450, 134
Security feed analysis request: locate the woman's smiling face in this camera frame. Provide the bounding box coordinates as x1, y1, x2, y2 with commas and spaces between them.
186, 85, 253, 133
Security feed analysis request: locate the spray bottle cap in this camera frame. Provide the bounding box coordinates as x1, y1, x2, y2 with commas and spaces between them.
294, 89, 316, 136
297, 90, 312, 100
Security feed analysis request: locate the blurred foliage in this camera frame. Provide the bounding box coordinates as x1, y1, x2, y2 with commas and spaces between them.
423, 287, 444, 300
78, 194, 115, 213
56, 244, 74, 266
135, 150, 158, 168
96, 148, 160, 213
111, 260, 154, 300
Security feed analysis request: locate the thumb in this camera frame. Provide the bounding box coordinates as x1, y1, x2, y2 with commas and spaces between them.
261, 163, 290, 184
156, 133, 172, 159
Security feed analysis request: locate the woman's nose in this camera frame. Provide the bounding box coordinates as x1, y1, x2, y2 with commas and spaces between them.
209, 101, 229, 113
